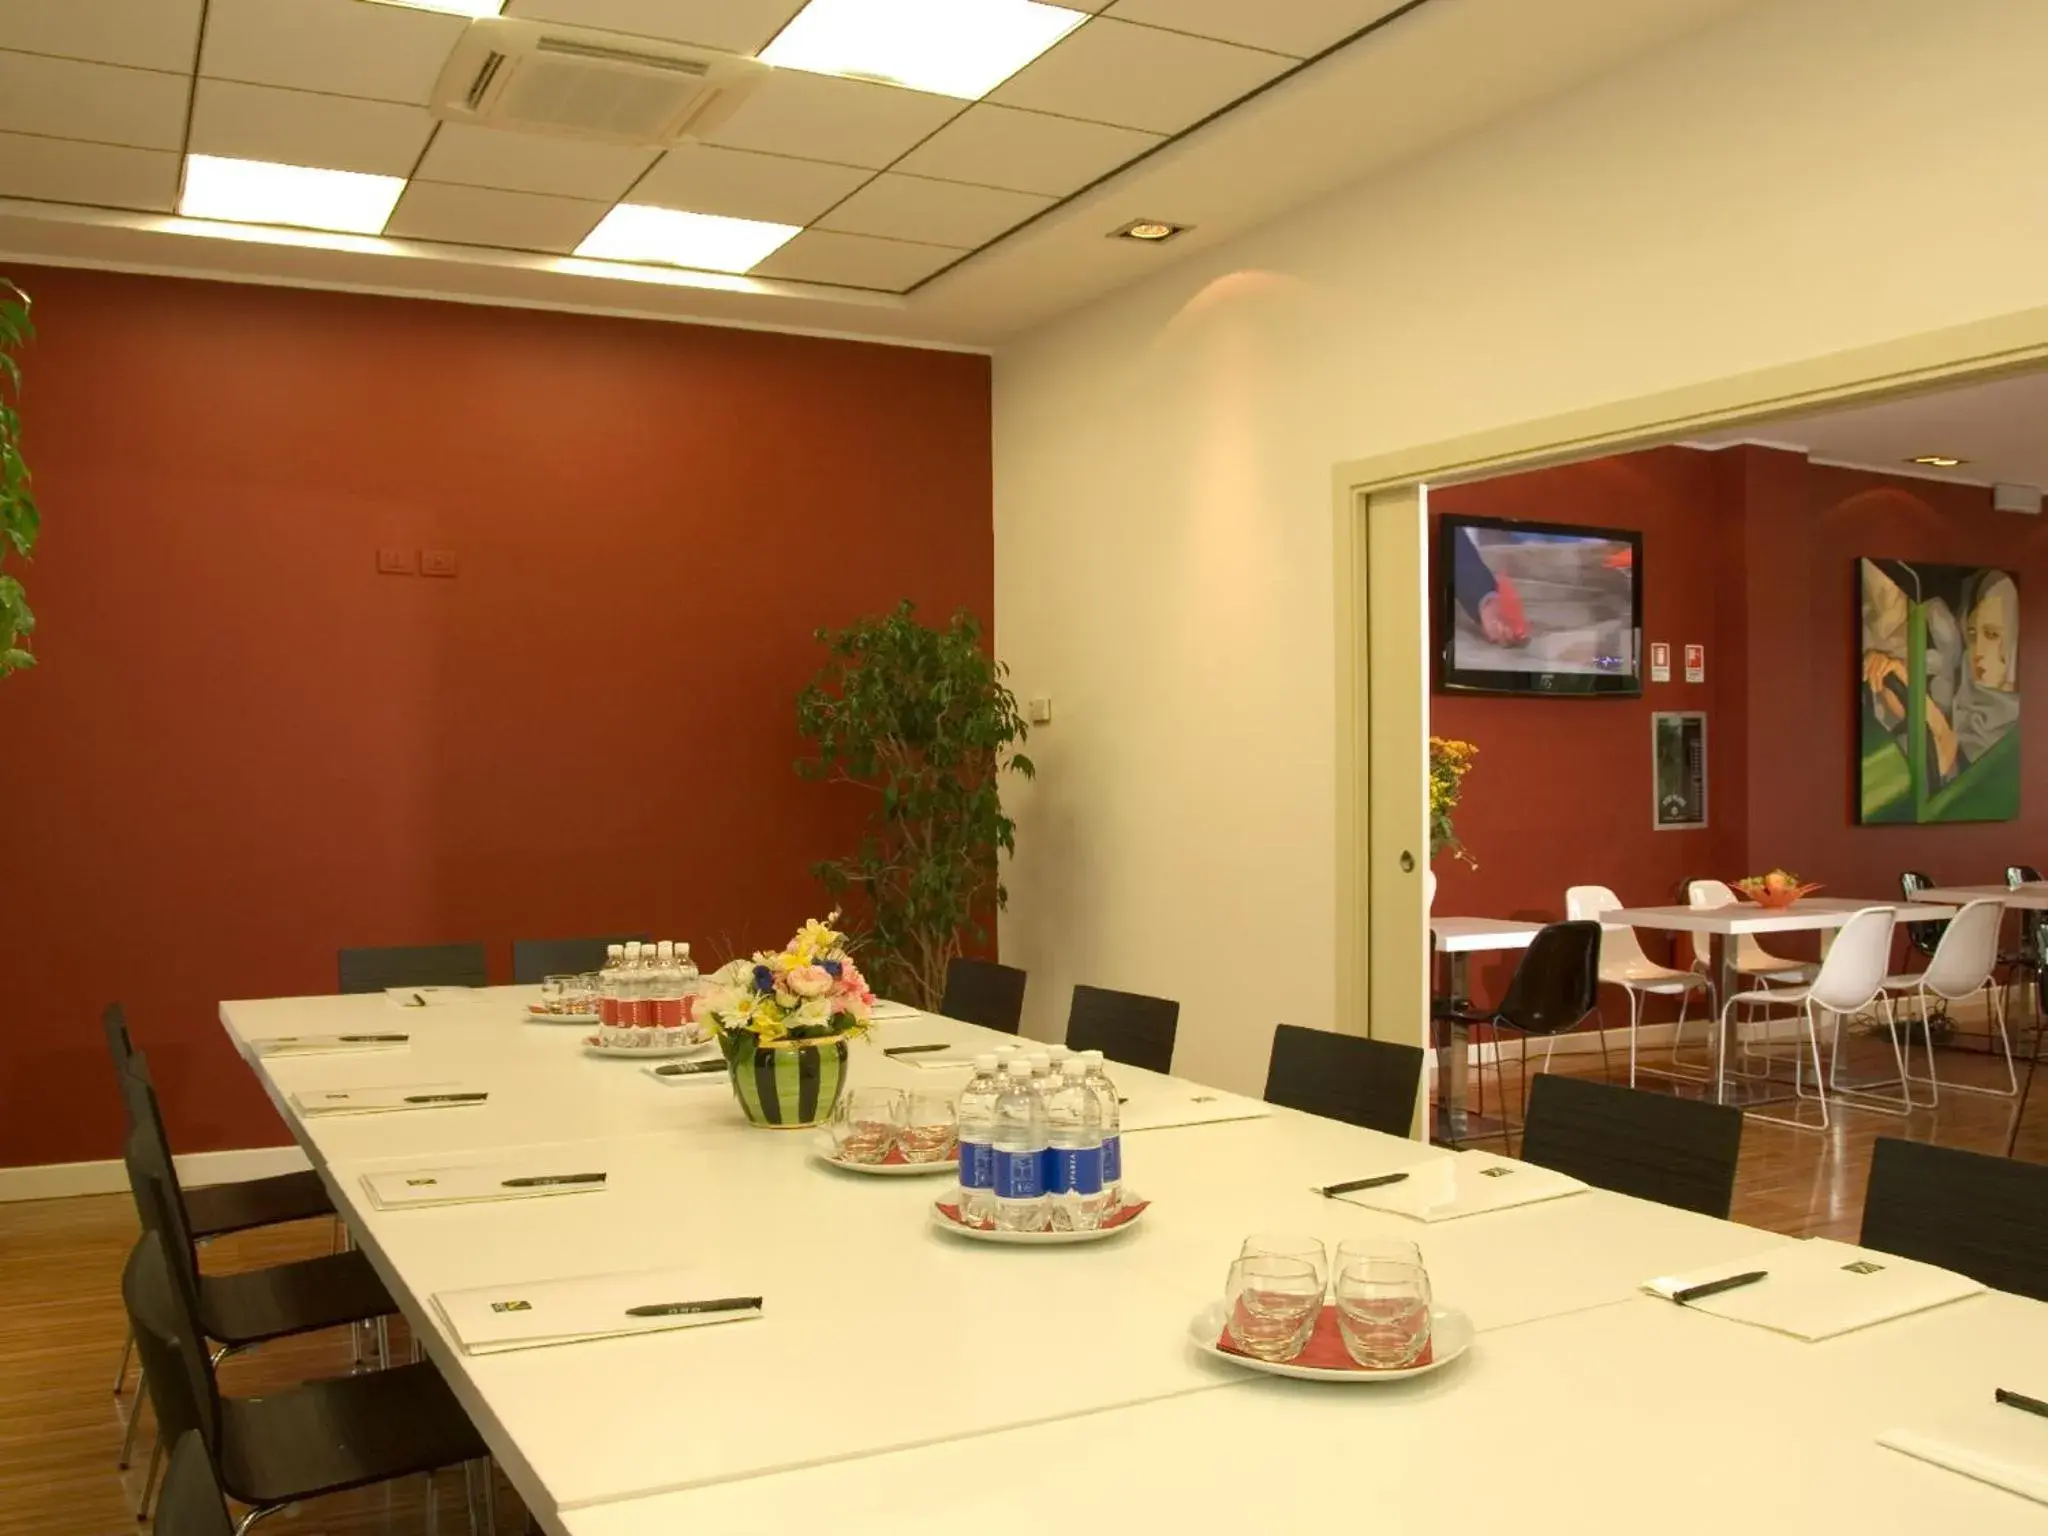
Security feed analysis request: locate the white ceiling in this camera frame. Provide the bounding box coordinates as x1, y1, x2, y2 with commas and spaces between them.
0, 0, 1763, 346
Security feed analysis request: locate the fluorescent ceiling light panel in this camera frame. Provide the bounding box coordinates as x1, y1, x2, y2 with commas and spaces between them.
762, 0, 1086, 100
366, 0, 507, 15
179, 155, 406, 235
574, 206, 801, 272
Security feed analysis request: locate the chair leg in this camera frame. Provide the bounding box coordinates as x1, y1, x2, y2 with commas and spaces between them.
136, 1431, 163, 1522
1627, 988, 1643, 1088
117, 1363, 148, 1468
483, 1460, 499, 1535
2011, 1023, 2043, 1158
112, 1328, 135, 1396
234, 1503, 285, 1536
1594, 1009, 1612, 1083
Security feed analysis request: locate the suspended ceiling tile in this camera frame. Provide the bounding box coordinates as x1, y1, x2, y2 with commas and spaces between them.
1103, 0, 1406, 58
816, 173, 1050, 249
0, 0, 203, 74
188, 81, 435, 178
632, 143, 869, 225
0, 130, 178, 210
504, 0, 810, 52
199, 0, 465, 107
702, 70, 962, 171
892, 103, 1159, 197
386, 181, 607, 254
990, 17, 1291, 134
0, 53, 189, 152
752, 228, 961, 292
415, 123, 659, 200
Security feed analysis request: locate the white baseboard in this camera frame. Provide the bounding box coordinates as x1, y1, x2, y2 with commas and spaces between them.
0, 1144, 312, 1204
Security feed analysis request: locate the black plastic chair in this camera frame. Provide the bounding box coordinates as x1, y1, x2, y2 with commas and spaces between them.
1862, 1137, 2048, 1302
1263, 1025, 1423, 1138
157, 1432, 234, 1536
1521, 1072, 1743, 1218
1898, 871, 1949, 961
124, 1225, 491, 1534
938, 957, 1028, 1035
1066, 985, 1179, 1074
1439, 920, 1604, 1140
337, 942, 488, 995
512, 934, 649, 984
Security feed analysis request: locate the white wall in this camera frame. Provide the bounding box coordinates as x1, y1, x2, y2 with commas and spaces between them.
992, 0, 2048, 1094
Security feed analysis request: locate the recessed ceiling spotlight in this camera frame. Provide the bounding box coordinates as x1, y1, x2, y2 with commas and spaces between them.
574, 206, 801, 273
1112, 219, 1188, 243
762, 0, 1085, 100
1909, 455, 1967, 468
364, 0, 508, 15
179, 155, 407, 235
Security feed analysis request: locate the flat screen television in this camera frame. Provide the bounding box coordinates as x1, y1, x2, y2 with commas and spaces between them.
1439, 513, 1643, 697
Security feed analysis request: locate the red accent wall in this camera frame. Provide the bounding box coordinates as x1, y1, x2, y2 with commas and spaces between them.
0, 266, 991, 1168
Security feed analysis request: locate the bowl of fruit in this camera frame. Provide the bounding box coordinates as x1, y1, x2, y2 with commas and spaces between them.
1732, 870, 1822, 909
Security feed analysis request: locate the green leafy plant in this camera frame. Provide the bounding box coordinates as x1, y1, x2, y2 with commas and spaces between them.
796, 601, 1035, 1009
0, 280, 36, 677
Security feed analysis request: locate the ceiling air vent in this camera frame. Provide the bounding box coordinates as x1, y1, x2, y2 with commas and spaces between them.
431, 18, 764, 146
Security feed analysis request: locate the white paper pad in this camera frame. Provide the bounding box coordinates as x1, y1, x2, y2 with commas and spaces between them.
897, 1050, 977, 1070
1324, 1150, 1587, 1222
289, 1083, 490, 1117
1880, 1401, 2048, 1505
431, 1267, 762, 1355
251, 1033, 410, 1058
362, 1162, 610, 1210
870, 1001, 922, 1021
1118, 1084, 1272, 1134
384, 986, 473, 1007
1644, 1237, 1983, 1340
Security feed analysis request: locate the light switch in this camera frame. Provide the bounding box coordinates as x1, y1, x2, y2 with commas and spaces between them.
1027, 697, 1053, 724
420, 549, 458, 578
376, 547, 415, 575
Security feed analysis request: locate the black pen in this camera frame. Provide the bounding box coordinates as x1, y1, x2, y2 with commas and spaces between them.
412, 993, 429, 1007
1995, 1387, 2048, 1419
883, 1044, 950, 1056
1319, 1172, 1411, 1197
624, 1296, 763, 1318
404, 1092, 489, 1104
339, 1034, 411, 1043
501, 1173, 606, 1188
1672, 1270, 1769, 1304
654, 1060, 725, 1076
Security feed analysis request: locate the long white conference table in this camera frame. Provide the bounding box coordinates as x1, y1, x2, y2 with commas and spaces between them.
219, 986, 2048, 1533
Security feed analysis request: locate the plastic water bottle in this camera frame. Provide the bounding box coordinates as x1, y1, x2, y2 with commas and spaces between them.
622, 942, 652, 1029
597, 944, 626, 1028
1046, 1060, 1107, 1231
1046, 1043, 1072, 1072
651, 941, 684, 1035
990, 1060, 1048, 1232
955, 1054, 1002, 1225
1080, 1050, 1122, 1212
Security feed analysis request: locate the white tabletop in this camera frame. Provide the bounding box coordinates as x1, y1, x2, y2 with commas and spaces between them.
1918, 884, 2048, 911
1606, 897, 1956, 936
1430, 916, 1546, 953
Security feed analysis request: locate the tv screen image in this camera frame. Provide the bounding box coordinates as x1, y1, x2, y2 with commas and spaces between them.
1440, 514, 1642, 696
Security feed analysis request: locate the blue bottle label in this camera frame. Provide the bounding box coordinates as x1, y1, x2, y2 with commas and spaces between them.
1041, 1146, 1059, 1193
992, 1147, 1044, 1199
958, 1139, 994, 1191
1102, 1134, 1122, 1184
1052, 1146, 1104, 1196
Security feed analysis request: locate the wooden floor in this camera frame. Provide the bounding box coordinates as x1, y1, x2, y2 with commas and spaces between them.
3, 1038, 2041, 1535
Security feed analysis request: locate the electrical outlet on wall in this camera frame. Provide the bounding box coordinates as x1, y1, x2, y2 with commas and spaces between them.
420, 549, 459, 578
376, 547, 415, 575
1027, 697, 1053, 724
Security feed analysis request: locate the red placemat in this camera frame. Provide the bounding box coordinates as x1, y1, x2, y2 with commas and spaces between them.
935, 1197, 1150, 1233
1216, 1302, 1432, 1372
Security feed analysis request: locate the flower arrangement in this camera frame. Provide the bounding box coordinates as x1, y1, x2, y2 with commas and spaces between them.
1429, 736, 1479, 869
699, 914, 876, 1046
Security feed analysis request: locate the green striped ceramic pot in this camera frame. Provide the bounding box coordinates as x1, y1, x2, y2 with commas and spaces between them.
720, 1032, 851, 1129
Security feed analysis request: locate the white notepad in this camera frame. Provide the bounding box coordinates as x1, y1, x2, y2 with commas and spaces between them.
900, 1050, 978, 1070
431, 1267, 762, 1355
1644, 1237, 1984, 1340
384, 986, 473, 1007
1880, 1402, 2048, 1506
252, 1032, 410, 1058
869, 1000, 922, 1021
1118, 1086, 1272, 1134
289, 1083, 490, 1117
361, 1161, 609, 1210
1323, 1150, 1587, 1222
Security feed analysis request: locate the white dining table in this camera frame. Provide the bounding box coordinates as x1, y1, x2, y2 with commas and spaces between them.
1918, 884, 2048, 911
1429, 917, 1546, 1143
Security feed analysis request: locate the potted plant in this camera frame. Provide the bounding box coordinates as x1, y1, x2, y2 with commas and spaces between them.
1429, 736, 1479, 874
0, 279, 36, 678
796, 601, 1034, 1009
699, 916, 875, 1129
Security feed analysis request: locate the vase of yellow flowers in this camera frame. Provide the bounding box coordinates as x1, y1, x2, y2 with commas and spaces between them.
1429, 736, 1479, 873
699, 915, 876, 1129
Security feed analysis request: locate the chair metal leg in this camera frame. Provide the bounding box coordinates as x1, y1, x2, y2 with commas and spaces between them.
2010, 1016, 2043, 1157
1827, 995, 1913, 1115
1627, 988, 1643, 1087
117, 1363, 148, 1468
113, 1328, 135, 1396
234, 1503, 285, 1536
483, 1459, 499, 1534
426, 1470, 440, 1536
136, 1432, 164, 1522
1747, 1001, 1831, 1131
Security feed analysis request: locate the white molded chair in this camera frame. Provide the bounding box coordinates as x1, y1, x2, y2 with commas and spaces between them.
1687, 879, 1818, 984
1565, 885, 1714, 1088
1881, 897, 2012, 1104
1716, 905, 1897, 1130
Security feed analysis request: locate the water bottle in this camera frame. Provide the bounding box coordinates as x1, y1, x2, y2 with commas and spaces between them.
955, 1054, 1002, 1225
652, 941, 684, 1036
1046, 1043, 1072, 1072
990, 1060, 1048, 1232
1081, 1050, 1122, 1212
1046, 1060, 1107, 1231
616, 942, 643, 1028
597, 944, 626, 1028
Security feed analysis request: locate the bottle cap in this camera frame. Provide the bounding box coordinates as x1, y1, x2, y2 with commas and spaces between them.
1026, 1052, 1051, 1074
656, 940, 673, 959
975, 1054, 998, 1072
1006, 1059, 1033, 1077
606, 944, 624, 958
1082, 1050, 1105, 1068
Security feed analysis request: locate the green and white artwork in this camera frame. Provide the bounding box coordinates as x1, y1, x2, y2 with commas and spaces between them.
1858, 557, 2019, 823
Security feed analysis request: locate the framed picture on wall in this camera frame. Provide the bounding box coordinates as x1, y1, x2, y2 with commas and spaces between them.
1652, 711, 1707, 830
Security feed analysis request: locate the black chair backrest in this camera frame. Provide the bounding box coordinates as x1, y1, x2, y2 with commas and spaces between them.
1862, 1137, 2048, 1302
512, 935, 649, 985
157, 1431, 235, 1536
1521, 1073, 1743, 1218
1263, 1025, 1423, 1138
938, 957, 1028, 1035
1898, 871, 1947, 957
1494, 921, 1602, 1038
103, 1001, 134, 1074
338, 942, 488, 995
123, 1226, 221, 1456
2008, 867, 2048, 958
1066, 985, 1179, 1074
120, 1058, 203, 1284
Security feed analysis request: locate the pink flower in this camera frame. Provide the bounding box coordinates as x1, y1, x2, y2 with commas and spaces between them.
785, 964, 834, 999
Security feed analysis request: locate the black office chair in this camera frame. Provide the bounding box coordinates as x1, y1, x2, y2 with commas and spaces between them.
938, 957, 1028, 1035
157, 1432, 234, 1536
1898, 871, 1949, 963
1263, 1025, 1423, 1138
1438, 920, 1604, 1140
1066, 985, 1179, 1074
124, 1224, 492, 1535
1862, 1136, 2048, 1302
512, 934, 649, 984
337, 942, 488, 995
1521, 1072, 1743, 1218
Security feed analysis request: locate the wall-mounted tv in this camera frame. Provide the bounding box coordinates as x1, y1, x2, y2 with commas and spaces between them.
1439, 513, 1643, 697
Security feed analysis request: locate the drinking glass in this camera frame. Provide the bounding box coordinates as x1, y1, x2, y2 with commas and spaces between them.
1334, 1257, 1434, 1369
897, 1088, 957, 1164
1334, 1235, 1423, 1280
830, 1087, 904, 1164
1239, 1233, 1328, 1292
1222, 1256, 1324, 1362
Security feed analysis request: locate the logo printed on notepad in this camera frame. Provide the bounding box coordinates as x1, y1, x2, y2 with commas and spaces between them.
1478, 1166, 1515, 1179
1841, 1260, 1886, 1275
405, 1177, 438, 1187
490, 1300, 533, 1313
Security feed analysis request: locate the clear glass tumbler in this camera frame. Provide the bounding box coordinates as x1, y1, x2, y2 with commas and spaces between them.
829, 1086, 904, 1164
898, 1088, 958, 1163
1222, 1255, 1323, 1362
1239, 1233, 1329, 1291
1334, 1257, 1434, 1369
